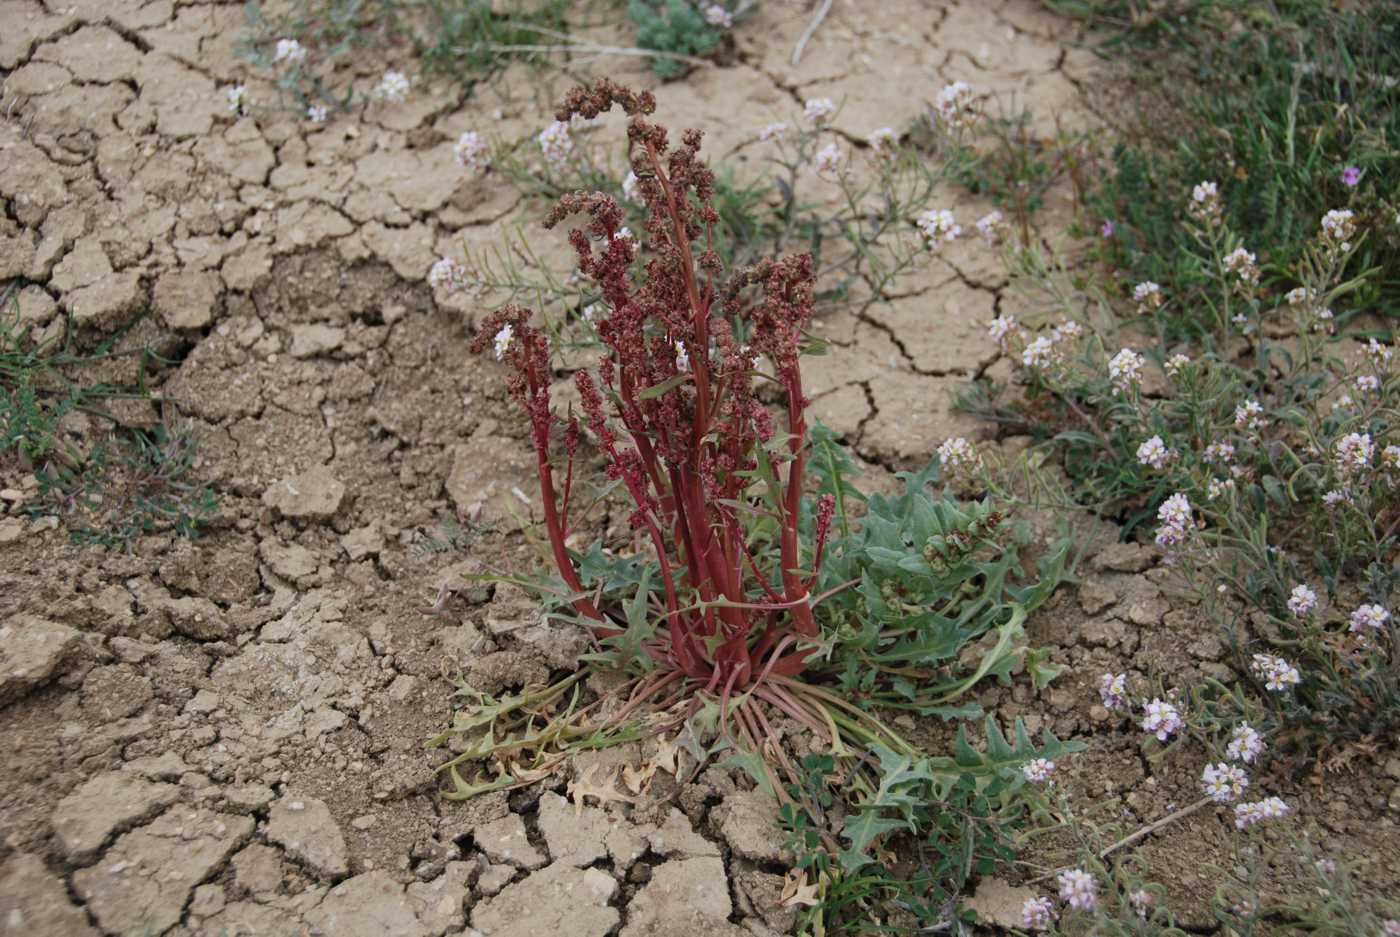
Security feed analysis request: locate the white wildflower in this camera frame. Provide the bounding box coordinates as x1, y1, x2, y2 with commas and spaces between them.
1235, 796, 1290, 830
1287, 584, 1317, 618
1141, 698, 1183, 741
274, 38, 307, 65
804, 97, 836, 124
1057, 868, 1097, 912
1384, 444, 1400, 474
937, 437, 981, 480
1022, 758, 1055, 783
1251, 653, 1300, 692
1202, 442, 1235, 464
1021, 896, 1056, 932
1227, 723, 1264, 764
226, 84, 248, 115
867, 126, 898, 160
1349, 603, 1389, 633
1320, 208, 1356, 252
1157, 491, 1192, 528
1133, 280, 1163, 312
1021, 335, 1057, 369
373, 69, 411, 102
757, 121, 788, 142
975, 210, 1004, 245
1108, 348, 1144, 391
1207, 477, 1236, 500
814, 142, 843, 175
454, 131, 490, 172
1335, 432, 1374, 474
427, 257, 467, 293
933, 80, 977, 131
1136, 435, 1173, 470
1098, 673, 1128, 711
987, 315, 1018, 348
538, 120, 574, 167
917, 208, 961, 246
1202, 762, 1250, 803
703, 3, 733, 28
1286, 286, 1315, 307
1189, 180, 1221, 223
1234, 399, 1265, 431
1223, 247, 1260, 288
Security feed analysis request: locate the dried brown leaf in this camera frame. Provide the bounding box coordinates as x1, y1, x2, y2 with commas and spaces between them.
622, 761, 657, 795
780, 868, 821, 908
567, 763, 636, 816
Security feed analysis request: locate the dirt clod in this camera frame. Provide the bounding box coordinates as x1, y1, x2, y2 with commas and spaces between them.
0, 852, 99, 937
304, 870, 430, 937
471, 812, 546, 870
471, 862, 621, 937
51, 771, 180, 863
621, 856, 731, 936
0, 615, 80, 704
262, 465, 347, 520
266, 794, 350, 880
71, 807, 254, 935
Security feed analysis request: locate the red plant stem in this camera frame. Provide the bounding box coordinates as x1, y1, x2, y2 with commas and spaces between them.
665, 464, 720, 638
749, 633, 798, 687
524, 362, 610, 632
779, 369, 819, 642
731, 696, 763, 753
644, 516, 704, 674
562, 388, 699, 670
642, 139, 711, 436
559, 444, 576, 534
748, 702, 798, 775
718, 664, 745, 741
763, 646, 818, 678
739, 535, 788, 605
641, 142, 745, 669
625, 669, 684, 708
612, 669, 685, 724
754, 685, 831, 745
610, 370, 703, 665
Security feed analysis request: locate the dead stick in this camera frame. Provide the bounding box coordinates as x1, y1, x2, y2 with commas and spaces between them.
475, 31, 715, 69
1026, 795, 1214, 884
791, 0, 833, 66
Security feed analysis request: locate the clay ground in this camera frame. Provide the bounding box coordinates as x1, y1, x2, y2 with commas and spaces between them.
1, 1, 1397, 935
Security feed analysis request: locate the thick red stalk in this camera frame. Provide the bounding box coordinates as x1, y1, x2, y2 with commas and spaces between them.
476, 81, 827, 691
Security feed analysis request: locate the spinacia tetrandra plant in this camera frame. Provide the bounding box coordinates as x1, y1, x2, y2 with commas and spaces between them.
470, 79, 835, 698
438, 82, 1078, 869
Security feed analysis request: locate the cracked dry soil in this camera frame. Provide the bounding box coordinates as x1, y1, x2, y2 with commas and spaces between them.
2, 1, 1397, 935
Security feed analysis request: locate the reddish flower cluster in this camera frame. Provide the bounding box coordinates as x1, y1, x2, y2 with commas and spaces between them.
472, 80, 834, 693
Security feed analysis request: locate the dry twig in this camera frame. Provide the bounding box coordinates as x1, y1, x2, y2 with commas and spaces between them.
791, 0, 833, 66
1026, 796, 1214, 884
497, 24, 717, 69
